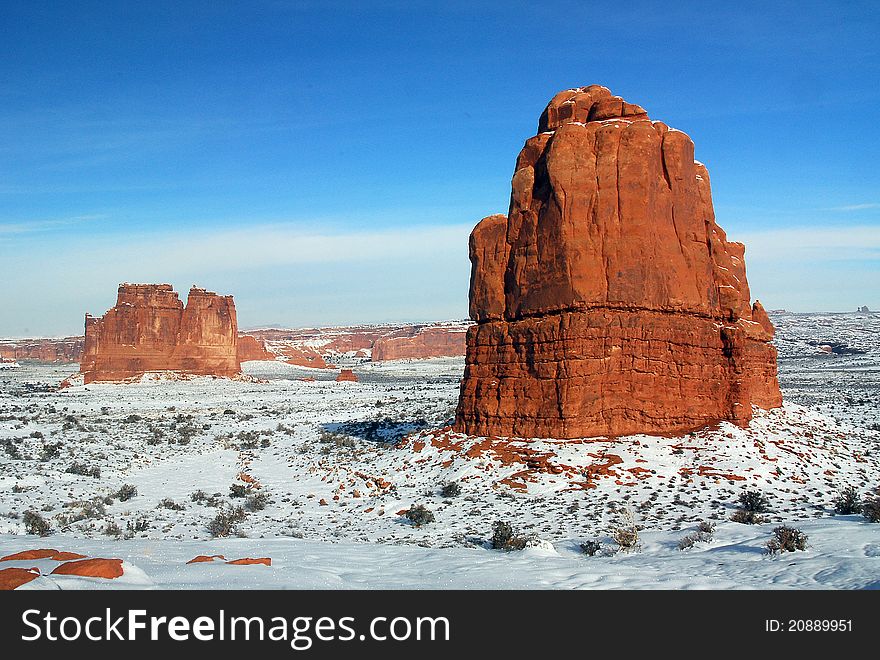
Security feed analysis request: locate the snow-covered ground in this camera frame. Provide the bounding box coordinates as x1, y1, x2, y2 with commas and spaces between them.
0, 312, 878, 589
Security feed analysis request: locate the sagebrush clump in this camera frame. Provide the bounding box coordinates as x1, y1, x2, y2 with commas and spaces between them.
731, 490, 769, 524
23, 510, 51, 536
863, 487, 880, 523
404, 504, 435, 527
491, 520, 528, 551
207, 507, 247, 537
765, 525, 808, 554
833, 486, 862, 515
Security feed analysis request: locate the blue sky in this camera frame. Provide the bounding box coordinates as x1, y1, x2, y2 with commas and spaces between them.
1, 1, 878, 336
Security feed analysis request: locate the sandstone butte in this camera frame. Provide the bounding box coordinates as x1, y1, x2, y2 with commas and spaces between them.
454, 85, 782, 440
80, 284, 241, 384
371, 325, 468, 361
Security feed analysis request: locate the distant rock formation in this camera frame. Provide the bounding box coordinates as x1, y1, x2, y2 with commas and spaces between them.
336, 369, 359, 382
237, 335, 275, 362
858, 306, 870, 313
0, 337, 84, 364
80, 284, 240, 383
455, 85, 782, 439
371, 324, 468, 361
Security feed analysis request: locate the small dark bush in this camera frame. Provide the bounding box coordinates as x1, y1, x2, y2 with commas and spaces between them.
126, 517, 150, 533
738, 490, 770, 513
731, 508, 765, 525
29, 430, 44, 439
579, 540, 602, 556
863, 488, 880, 523
697, 520, 716, 534
158, 498, 185, 511
766, 525, 808, 554
491, 520, 528, 551
23, 510, 51, 536
833, 486, 863, 515
115, 484, 138, 502
404, 504, 435, 527
207, 507, 247, 537
440, 481, 461, 498
104, 522, 122, 537
229, 484, 249, 498
39, 441, 63, 462
66, 462, 101, 478
245, 492, 268, 512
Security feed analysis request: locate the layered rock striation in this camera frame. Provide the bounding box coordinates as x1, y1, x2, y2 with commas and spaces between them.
81, 284, 240, 383
371, 324, 468, 361
455, 85, 781, 439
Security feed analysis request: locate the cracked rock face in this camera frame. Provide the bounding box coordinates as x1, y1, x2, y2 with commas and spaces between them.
454, 85, 782, 439
81, 284, 240, 383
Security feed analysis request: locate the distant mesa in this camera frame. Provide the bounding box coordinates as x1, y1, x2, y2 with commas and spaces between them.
372, 324, 467, 361
80, 283, 240, 384
455, 84, 782, 440
336, 369, 359, 383
857, 305, 870, 313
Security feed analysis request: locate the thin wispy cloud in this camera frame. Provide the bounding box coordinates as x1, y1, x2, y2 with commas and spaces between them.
824, 203, 880, 212
0, 214, 107, 235
737, 224, 880, 262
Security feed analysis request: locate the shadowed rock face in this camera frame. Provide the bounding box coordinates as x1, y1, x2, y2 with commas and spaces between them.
80, 284, 240, 383
454, 85, 782, 439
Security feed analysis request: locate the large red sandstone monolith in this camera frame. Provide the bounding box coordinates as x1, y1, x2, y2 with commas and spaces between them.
454, 85, 782, 439
80, 284, 240, 383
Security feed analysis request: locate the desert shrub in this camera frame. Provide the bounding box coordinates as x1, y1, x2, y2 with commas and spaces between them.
738, 490, 770, 513
731, 508, 765, 525
440, 481, 461, 498
39, 441, 63, 462
579, 540, 602, 556
115, 484, 138, 502
191, 490, 223, 507
104, 522, 122, 537
2, 439, 24, 460
122, 414, 142, 424
491, 520, 528, 551
66, 462, 101, 478
697, 520, 716, 534
229, 484, 249, 498
404, 504, 435, 527
207, 507, 247, 538
126, 517, 150, 533
60, 498, 106, 523
23, 510, 51, 536
245, 492, 268, 512
158, 498, 185, 511
863, 487, 880, 523
833, 486, 862, 515
28, 430, 44, 439
765, 525, 808, 554
612, 509, 641, 552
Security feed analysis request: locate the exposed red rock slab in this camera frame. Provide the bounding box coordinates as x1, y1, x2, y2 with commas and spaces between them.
1, 549, 87, 562
187, 555, 226, 564
226, 557, 271, 566
50, 558, 124, 579
454, 85, 781, 440
0, 567, 41, 590
237, 335, 275, 362
336, 369, 359, 382
81, 284, 240, 383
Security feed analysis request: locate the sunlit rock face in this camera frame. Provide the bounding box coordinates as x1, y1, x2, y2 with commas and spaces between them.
81, 284, 240, 383
455, 85, 781, 439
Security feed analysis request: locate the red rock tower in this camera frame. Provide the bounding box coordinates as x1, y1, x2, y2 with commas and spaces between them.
454, 85, 782, 439
80, 284, 240, 383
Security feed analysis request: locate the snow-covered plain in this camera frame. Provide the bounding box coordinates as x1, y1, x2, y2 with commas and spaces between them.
0, 313, 878, 589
